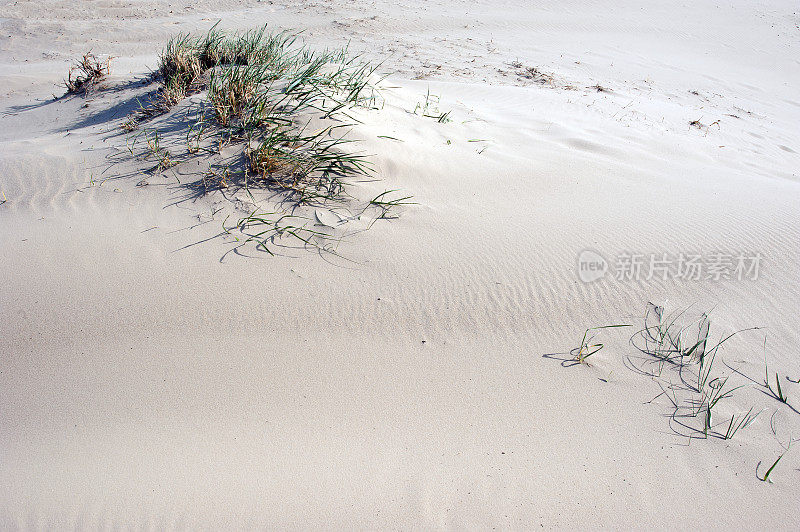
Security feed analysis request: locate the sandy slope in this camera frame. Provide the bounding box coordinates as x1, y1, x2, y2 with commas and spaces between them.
1, 0, 800, 528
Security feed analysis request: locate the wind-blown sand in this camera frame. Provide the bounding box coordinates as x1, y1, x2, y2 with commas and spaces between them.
1, 0, 799, 528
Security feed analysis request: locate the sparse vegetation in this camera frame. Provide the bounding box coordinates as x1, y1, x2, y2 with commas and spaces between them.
113, 24, 411, 256
366, 190, 416, 225
413, 88, 451, 122
125, 25, 381, 193
757, 452, 786, 483
574, 324, 631, 364
630, 303, 764, 440
64, 52, 110, 95
765, 353, 790, 404
558, 302, 799, 484
142, 129, 175, 171
723, 407, 760, 440
688, 118, 720, 136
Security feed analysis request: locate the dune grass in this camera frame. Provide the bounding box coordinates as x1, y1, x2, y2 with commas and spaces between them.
142, 129, 175, 171
124, 25, 382, 199
757, 452, 785, 483
632, 303, 800, 482
723, 407, 759, 440
115, 24, 410, 255
413, 88, 451, 122
631, 304, 767, 439
765, 355, 790, 404
574, 324, 631, 364
64, 52, 110, 94
566, 303, 799, 483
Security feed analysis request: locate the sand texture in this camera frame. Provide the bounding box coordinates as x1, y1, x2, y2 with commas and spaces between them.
1, 0, 800, 528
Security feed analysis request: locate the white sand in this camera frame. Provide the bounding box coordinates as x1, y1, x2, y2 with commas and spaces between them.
1, 0, 799, 527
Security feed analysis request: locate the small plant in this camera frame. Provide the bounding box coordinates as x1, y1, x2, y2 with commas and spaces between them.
143, 129, 175, 171
228, 210, 340, 256
764, 349, 790, 404
723, 407, 760, 440
368, 190, 415, 209
700, 376, 744, 435
366, 190, 416, 224
65, 52, 110, 94
574, 324, 631, 364
630, 304, 769, 441
158, 34, 204, 99
767, 372, 789, 404
413, 88, 451, 122
206, 165, 238, 190
520, 66, 555, 85
186, 116, 207, 154
688, 118, 720, 136
756, 452, 785, 483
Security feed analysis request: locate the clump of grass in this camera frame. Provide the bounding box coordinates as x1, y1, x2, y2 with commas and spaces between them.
123, 24, 382, 181
246, 132, 301, 183
218, 25, 293, 67
247, 125, 371, 203
115, 24, 403, 255
558, 302, 797, 484
520, 66, 554, 85
207, 64, 267, 127
65, 52, 110, 94
125, 24, 383, 131
158, 34, 205, 102
126, 24, 377, 132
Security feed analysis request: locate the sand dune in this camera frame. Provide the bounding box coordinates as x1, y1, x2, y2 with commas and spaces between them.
1, 0, 799, 528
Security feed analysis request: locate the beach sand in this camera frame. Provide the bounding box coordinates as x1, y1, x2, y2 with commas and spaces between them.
1, 0, 799, 527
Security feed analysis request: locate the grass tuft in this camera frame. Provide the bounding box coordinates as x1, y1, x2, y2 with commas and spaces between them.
113, 24, 403, 255
723, 407, 760, 440
574, 324, 631, 364
65, 53, 110, 94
